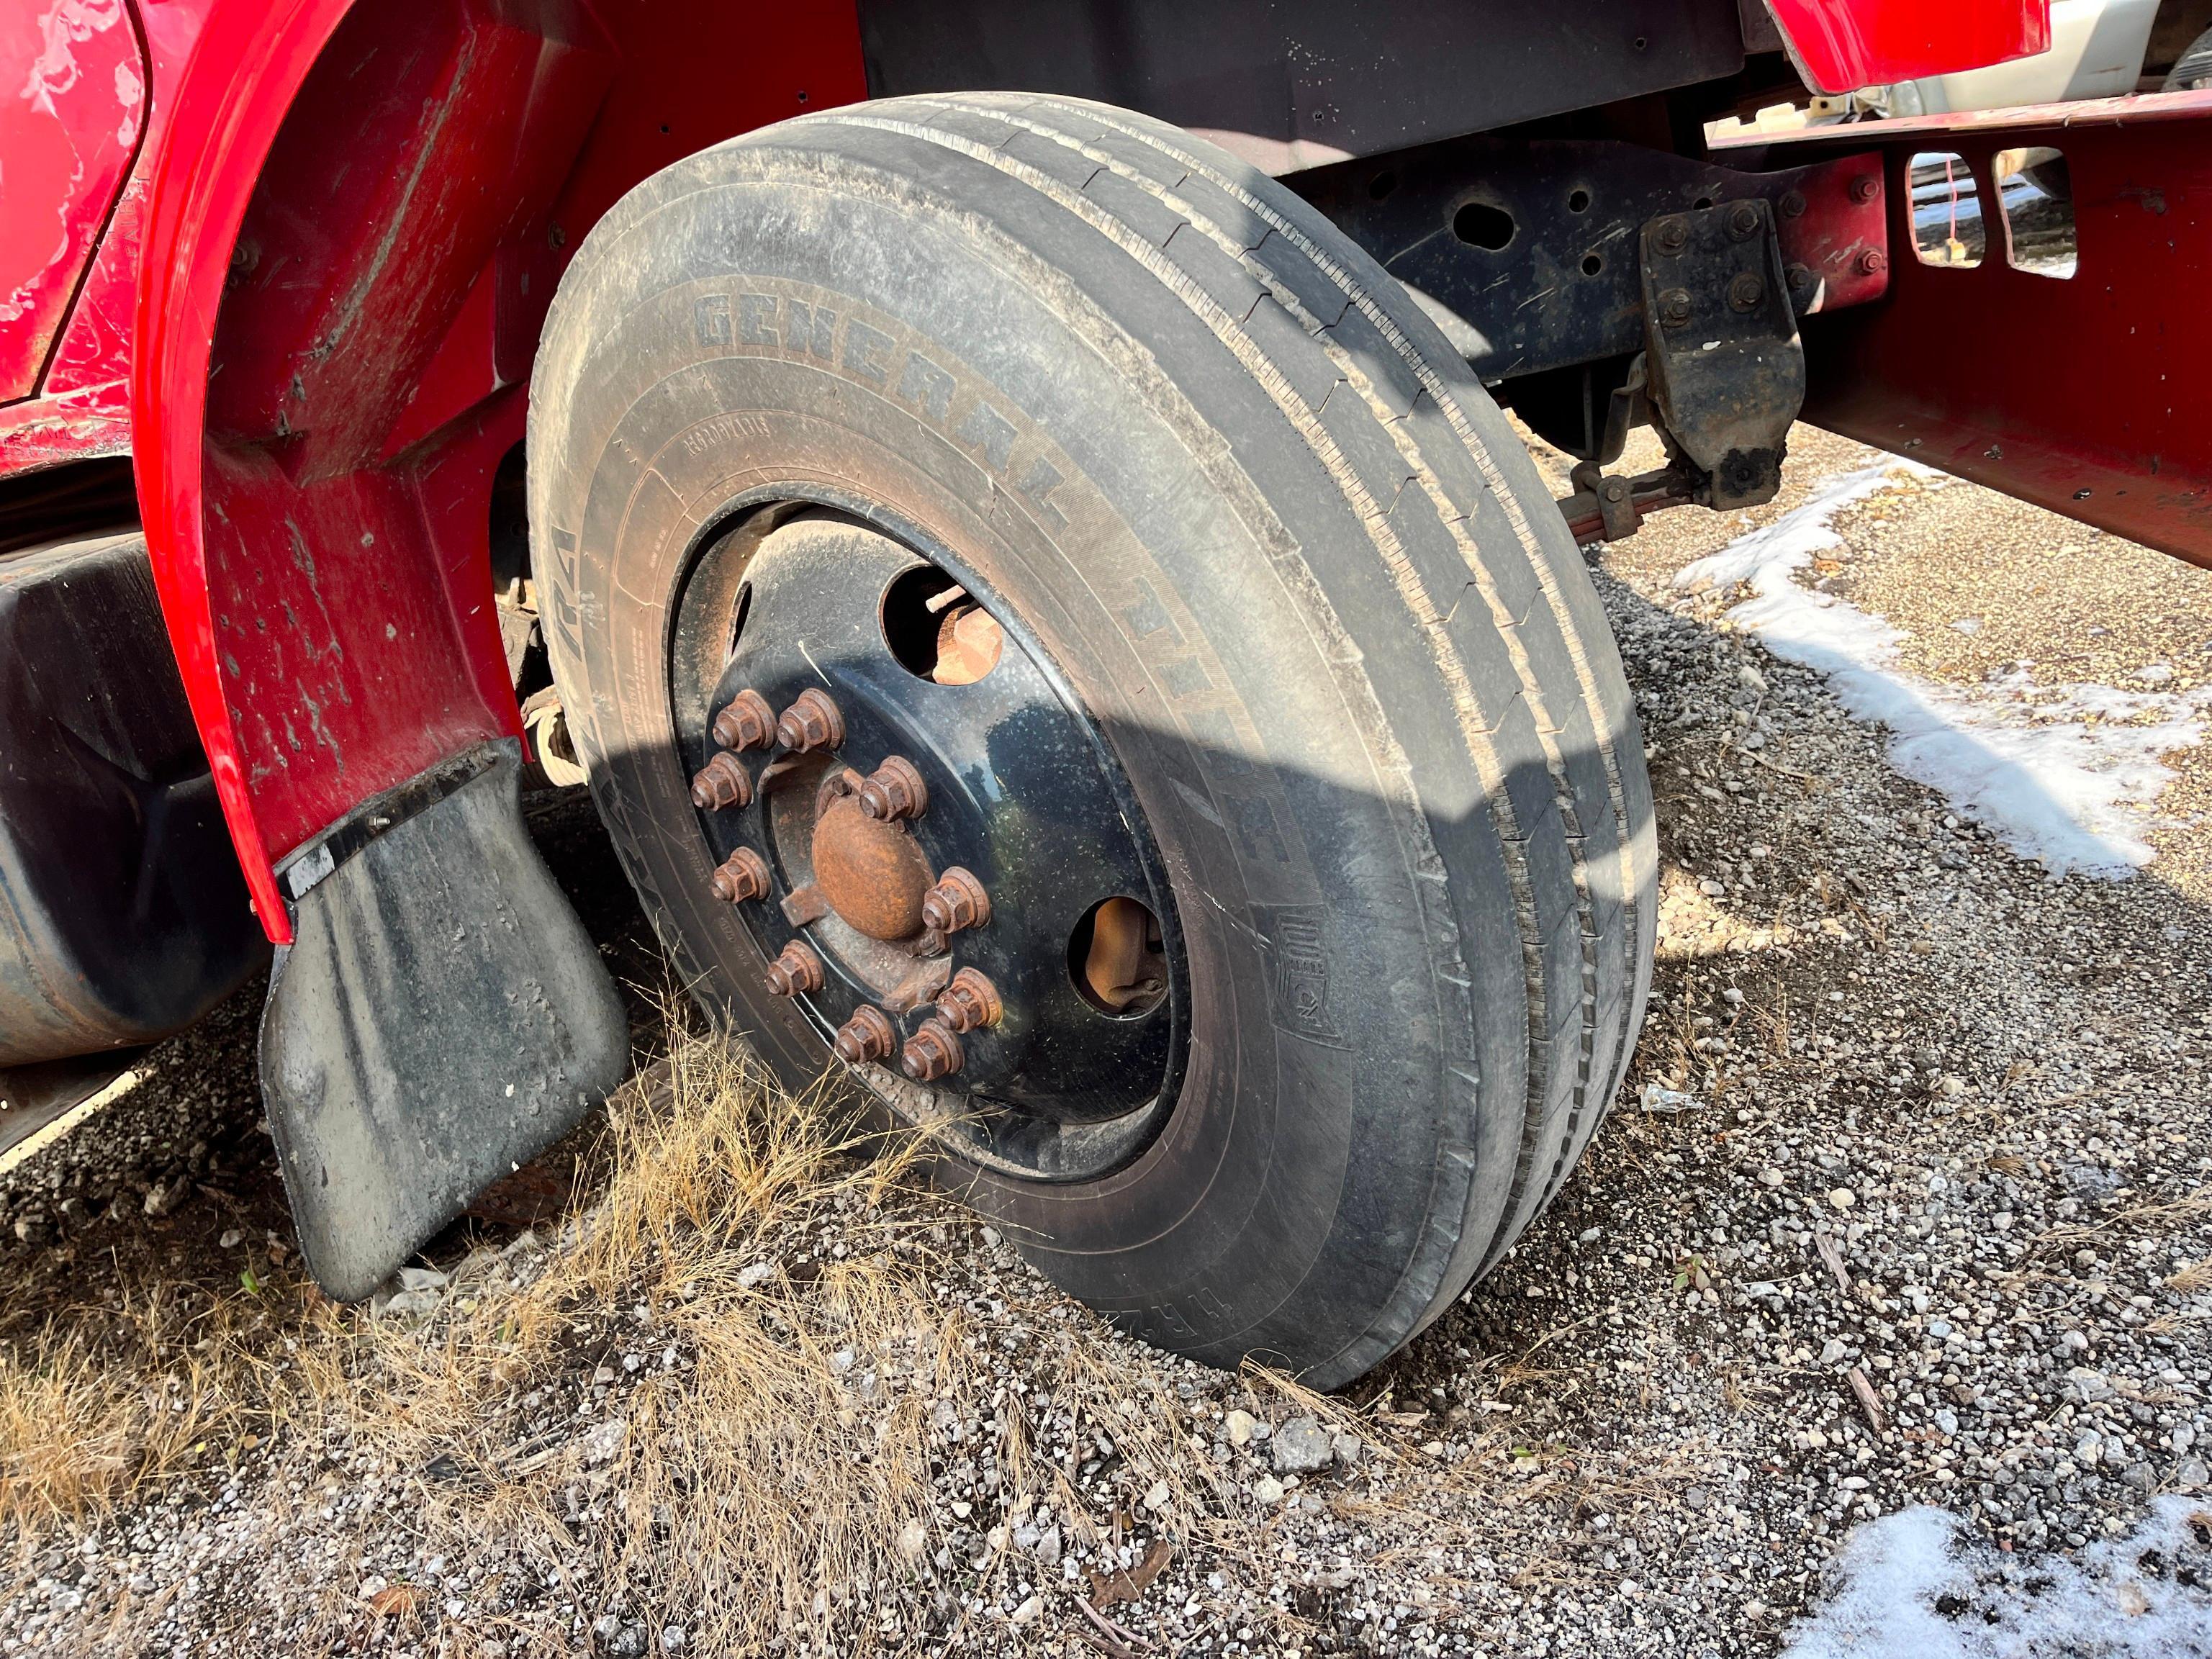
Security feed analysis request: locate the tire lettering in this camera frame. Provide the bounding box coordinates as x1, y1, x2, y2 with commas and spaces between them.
895, 351, 954, 422
739, 292, 778, 344
1015, 454, 1066, 528
954, 400, 1016, 473
841, 318, 895, 385
785, 299, 835, 359
1121, 576, 1182, 642
1158, 657, 1211, 700
694, 294, 731, 346
1222, 794, 1288, 863
1252, 904, 1345, 1044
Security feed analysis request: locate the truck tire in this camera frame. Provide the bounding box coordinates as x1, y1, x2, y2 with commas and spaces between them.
529, 94, 1655, 1388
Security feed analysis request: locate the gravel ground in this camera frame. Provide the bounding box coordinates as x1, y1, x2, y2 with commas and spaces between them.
1, 425, 2208, 1657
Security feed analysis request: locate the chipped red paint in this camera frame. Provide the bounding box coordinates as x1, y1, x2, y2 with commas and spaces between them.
0, 0, 148, 404
1765, 0, 2051, 96
131, 0, 866, 941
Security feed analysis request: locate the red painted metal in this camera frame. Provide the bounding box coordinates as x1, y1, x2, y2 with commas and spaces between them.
0, 0, 147, 404
132, 0, 867, 941
1764, 0, 2051, 96
1775, 91, 2212, 568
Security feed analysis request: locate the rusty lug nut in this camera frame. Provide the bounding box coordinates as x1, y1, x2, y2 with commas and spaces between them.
901, 1019, 965, 1083
1850, 173, 1879, 204
775, 687, 844, 752
919, 867, 990, 936
1856, 248, 1889, 274
710, 846, 770, 904
711, 688, 777, 751
1657, 287, 1693, 327
935, 967, 1003, 1034
832, 1004, 898, 1066
1727, 271, 1766, 312
1727, 199, 1762, 240
1652, 215, 1688, 255
856, 755, 929, 823
690, 751, 754, 810
763, 939, 825, 998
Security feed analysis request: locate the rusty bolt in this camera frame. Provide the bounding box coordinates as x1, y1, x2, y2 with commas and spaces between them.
710, 846, 771, 904
901, 1019, 965, 1083
1657, 287, 1693, 327
1727, 200, 1762, 240
1779, 189, 1807, 220
712, 688, 777, 751
1652, 215, 1688, 255
775, 687, 844, 752
856, 755, 929, 823
831, 1004, 898, 1066
1785, 263, 1813, 291
1856, 248, 1889, 274
1728, 271, 1766, 312
919, 867, 990, 936
1850, 174, 1879, 204
935, 967, 1003, 1034
764, 939, 825, 998
690, 751, 754, 810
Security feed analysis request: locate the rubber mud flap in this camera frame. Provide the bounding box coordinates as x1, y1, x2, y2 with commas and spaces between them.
259, 741, 628, 1301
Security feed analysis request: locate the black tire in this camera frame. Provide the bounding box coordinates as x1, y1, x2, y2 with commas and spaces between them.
529, 94, 1655, 1388
2167, 27, 2212, 91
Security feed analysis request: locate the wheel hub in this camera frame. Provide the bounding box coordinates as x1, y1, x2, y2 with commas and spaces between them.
670, 510, 1182, 1181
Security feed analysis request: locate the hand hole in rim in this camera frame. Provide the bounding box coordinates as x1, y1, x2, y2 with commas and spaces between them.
1068, 896, 1168, 1018
881, 561, 1004, 684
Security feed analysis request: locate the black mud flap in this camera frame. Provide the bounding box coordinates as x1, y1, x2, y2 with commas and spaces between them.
260, 741, 628, 1301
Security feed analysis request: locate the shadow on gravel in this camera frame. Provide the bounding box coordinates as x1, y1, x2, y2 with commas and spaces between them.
0, 561, 2207, 1651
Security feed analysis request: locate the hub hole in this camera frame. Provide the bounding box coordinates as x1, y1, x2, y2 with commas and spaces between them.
1069, 897, 1167, 1018
1581, 253, 1604, 276
1568, 187, 1592, 213
881, 563, 1004, 684
1451, 200, 1515, 250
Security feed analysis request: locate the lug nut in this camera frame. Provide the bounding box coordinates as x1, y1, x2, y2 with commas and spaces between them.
712, 688, 777, 751
690, 751, 754, 810
764, 939, 825, 998
919, 867, 990, 936
901, 1018, 964, 1082
775, 687, 844, 751
710, 846, 770, 903
832, 1004, 899, 1065
1727, 199, 1762, 240
935, 967, 1003, 1033
856, 755, 929, 823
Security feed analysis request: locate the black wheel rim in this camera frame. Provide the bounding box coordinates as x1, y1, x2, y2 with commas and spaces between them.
668, 499, 1186, 1183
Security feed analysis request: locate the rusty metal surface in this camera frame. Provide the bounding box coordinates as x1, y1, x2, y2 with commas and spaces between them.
855, 754, 928, 822
899, 1018, 962, 1082
931, 605, 1003, 684
919, 867, 990, 937
764, 939, 826, 998
710, 688, 777, 751
689, 751, 754, 811
775, 687, 845, 752
831, 1003, 896, 1065
708, 846, 769, 905
810, 790, 935, 944
934, 966, 1002, 1033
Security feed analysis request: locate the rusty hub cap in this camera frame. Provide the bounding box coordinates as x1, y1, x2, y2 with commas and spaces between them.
673, 514, 1183, 1183
810, 787, 936, 942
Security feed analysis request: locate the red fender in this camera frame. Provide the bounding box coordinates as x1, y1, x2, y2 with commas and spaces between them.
132, 0, 865, 945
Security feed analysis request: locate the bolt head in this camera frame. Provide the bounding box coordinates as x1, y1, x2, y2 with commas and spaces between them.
856, 756, 928, 823
764, 940, 824, 998
775, 688, 844, 752
690, 751, 754, 811
1728, 271, 1766, 312
1851, 174, 1879, 204
900, 1020, 965, 1083
710, 846, 770, 904
833, 1005, 897, 1065
1728, 200, 1762, 239
1653, 216, 1688, 254
711, 688, 777, 751
1658, 287, 1693, 326
920, 867, 990, 936
1856, 248, 1889, 274
936, 967, 1003, 1033
1779, 190, 1807, 220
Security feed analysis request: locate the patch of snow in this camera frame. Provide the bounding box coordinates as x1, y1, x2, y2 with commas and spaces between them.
1675, 458, 2208, 877
1782, 1500, 2212, 1659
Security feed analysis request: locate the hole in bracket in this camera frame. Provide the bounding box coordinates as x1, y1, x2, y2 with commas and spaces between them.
1997, 146, 2076, 279
1910, 152, 1985, 268
1452, 200, 1516, 250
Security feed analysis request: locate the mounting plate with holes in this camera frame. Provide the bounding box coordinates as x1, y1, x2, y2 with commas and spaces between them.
671, 508, 1183, 1183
